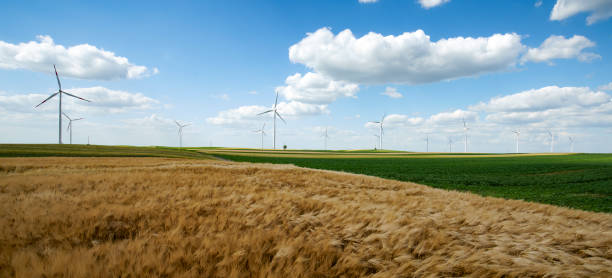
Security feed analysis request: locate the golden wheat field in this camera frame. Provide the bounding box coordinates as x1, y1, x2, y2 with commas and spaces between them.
1, 157, 611, 277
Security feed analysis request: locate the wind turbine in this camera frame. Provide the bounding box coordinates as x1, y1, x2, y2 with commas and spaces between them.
62, 112, 83, 145
462, 118, 469, 153
448, 137, 453, 153
35, 65, 91, 144
175, 121, 190, 148
254, 123, 266, 150
369, 114, 386, 150
512, 130, 521, 153
322, 127, 330, 150
257, 92, 286, 149
547, 129, 555, 153
425, 134, 430, 152
569, 137, 575, 153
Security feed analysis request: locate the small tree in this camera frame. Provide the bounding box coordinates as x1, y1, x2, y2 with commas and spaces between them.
283, 145, 287, 150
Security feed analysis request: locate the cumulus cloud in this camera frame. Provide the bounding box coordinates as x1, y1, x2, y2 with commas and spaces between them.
206, 101, 328, 127
0, 35, 157, 80
472, 86, 610, 112
381, 87, 403, 98
419, 0, 451, 9
550, 0, 612, 25
276, 72, 359, 104
598, 82, 612, 91
521, 35, 599, 64
535, 0, 543, 8
428, 109, 478, 124
365, 114, 424, 129
0, 87, 159, 115
289, 28, 524, 84
122, 114, 176, 128
475, 86, 612, 127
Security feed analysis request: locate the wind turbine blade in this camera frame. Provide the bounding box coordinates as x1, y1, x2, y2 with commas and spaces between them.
175, 120, 181, 127
62, 112, 71, 120
274, 92, 279, 108
183, 124, 191, 127
67, 122, 71, 131
368, 121, 380, 124
275, 111, 286, 124
73, 118, 84, 121
257, 110, 273, 116
54, 64, 62, 90
62, 91, 91, 102
35, 92, 59, 108
262, 123, 266, 129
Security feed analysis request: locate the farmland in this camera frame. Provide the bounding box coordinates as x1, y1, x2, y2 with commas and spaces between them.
1, 157, 611, 277
204, 150, 612, 213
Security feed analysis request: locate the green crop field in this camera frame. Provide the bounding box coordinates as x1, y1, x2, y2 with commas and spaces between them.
211, 151, 612, 213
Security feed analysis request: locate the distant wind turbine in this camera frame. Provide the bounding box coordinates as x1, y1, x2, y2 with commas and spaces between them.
512, 130, 521, 153
425, 134, 430, 152
35, 65, 91, 144
175, 121, 190, 148
322, 127, 330, 150
448, 137, 453, 153
547, 129, 555, 153
569, 136, 575, 153
254, 123, 266, 150
257, 92, 286, 149
62, 112, 83, 145
369, 114, 386, 150
462, 118, 469, 153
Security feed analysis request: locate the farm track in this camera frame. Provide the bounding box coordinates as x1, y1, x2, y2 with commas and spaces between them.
1, 157, 611, 277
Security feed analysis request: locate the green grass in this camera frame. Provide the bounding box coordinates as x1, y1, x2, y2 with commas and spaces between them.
0, 144, 214, 160
214, 153, 612, 213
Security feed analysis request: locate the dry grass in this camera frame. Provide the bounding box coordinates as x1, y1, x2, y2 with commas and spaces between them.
1, 157, 611, 277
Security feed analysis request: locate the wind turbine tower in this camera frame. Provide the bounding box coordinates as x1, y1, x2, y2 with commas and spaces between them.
369, 114, 386, 150
569, 137, 575, 153
35, 65, 91, 144
175, 121, 190, 148
462, 118, 469, 153
257, 92, 286, 149
547, 129, 555, 153
512, 130, 521, 153
62, 112, 83, 144
254, 123, 266, 150
425, 134, 429, 152
322, 127, 330, 150
448, 137, 453, 153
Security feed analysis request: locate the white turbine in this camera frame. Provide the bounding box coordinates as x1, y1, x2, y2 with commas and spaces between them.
254, 123, 266, 150
322, 127, 330, 150
425, 134, 430, 152
62, 112, 83, 145
175, 121, 190, 148
569, 136, 575, 153
257, 92, 286, 149
462, 118, 469, 153
35, 65, 91, 144
547, 129, 555, 153
512, 130, 521, 153
448, 137, 453, 153
369, 114, 386, 150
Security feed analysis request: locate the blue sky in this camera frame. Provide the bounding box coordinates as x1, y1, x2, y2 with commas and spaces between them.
1, 0, 612, 152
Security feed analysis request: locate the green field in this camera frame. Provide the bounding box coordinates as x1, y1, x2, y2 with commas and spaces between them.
0, 144, 214, 160
211, 151, 612, 213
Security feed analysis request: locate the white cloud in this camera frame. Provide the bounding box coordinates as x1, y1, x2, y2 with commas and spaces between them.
381, 87, 403, 98
598, 82, 612, 91
418, 0, 451, 9
0, 86, 159, 115
206, 101, 328, 127
535, 0, 543, 8
122, 114, 176, 128
358, 0, 378, 3
521, 35, 599, 64
289, 28, 524, 84
472, 86, 610, 112
0, 35, 156, 80
211, 94, 231, 101
476, 86, 612, 127
550, 0, 612, 25
276, 72, 359, 104
428, 109, 478, 124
